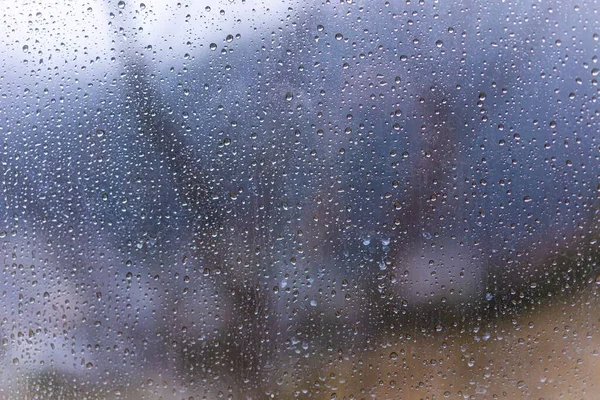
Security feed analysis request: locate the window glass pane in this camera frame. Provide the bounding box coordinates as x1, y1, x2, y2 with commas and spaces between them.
1, 1, 598, 398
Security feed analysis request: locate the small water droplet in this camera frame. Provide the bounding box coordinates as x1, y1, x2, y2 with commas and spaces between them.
362, 235, 372, 246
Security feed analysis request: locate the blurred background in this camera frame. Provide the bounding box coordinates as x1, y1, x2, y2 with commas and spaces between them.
0, 0, 599, 398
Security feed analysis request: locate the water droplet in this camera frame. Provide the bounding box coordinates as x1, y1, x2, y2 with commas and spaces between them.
118, 1, 125, 9
335, 33, 343, 41
209, 43, 217, 51
362, 235, 372, 246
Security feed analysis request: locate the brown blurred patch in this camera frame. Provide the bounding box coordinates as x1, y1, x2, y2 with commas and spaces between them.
281, 286, 600, 400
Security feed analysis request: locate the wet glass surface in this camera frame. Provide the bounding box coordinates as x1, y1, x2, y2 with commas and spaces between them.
0, 1, 599, 398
